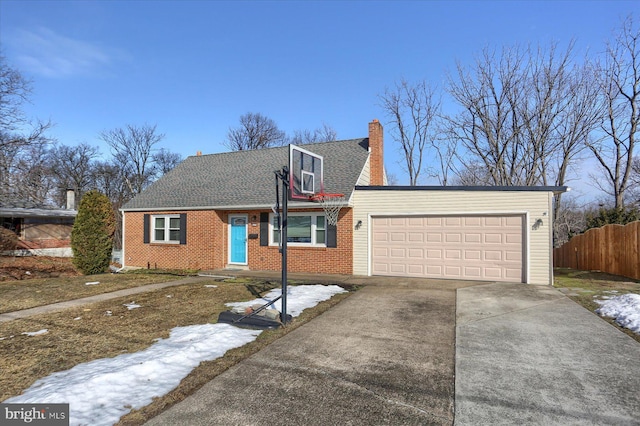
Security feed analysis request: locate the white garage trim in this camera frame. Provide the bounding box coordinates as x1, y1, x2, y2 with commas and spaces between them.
366, 211, 530, 283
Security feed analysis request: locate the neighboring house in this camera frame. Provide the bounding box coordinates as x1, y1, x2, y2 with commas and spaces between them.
0, 190, 77, 257
121, 120, 565, 285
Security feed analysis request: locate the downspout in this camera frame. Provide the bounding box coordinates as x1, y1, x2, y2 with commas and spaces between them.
121, 210, 126, 269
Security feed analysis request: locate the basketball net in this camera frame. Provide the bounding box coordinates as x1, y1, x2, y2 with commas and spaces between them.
310, 193, 345, 226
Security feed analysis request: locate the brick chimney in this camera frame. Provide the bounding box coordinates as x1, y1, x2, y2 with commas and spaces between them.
368, 119, 384, 185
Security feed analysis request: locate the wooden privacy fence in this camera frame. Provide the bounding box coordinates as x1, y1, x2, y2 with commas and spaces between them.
554, 221, 640, 280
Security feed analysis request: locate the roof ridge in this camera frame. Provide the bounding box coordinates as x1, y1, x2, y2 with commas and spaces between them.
189, 137, 367, 159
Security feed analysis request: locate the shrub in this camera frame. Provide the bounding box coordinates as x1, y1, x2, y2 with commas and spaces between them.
71, 190, 115, 274
0, 227, 18, 252
584, 206, 640, 231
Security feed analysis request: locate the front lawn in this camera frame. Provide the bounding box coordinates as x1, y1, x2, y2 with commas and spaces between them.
0, 274, 354, 425
0, 272, 181, 314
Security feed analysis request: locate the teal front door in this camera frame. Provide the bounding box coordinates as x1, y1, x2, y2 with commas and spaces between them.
230, 216, 247, 264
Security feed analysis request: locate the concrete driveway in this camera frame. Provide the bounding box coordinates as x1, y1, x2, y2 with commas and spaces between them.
146, 276, 477, 425
145, 275, 640, 425
456, 282, 640, 425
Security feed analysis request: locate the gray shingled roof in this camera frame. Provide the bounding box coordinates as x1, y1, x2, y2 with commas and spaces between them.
121, 138, 370, 211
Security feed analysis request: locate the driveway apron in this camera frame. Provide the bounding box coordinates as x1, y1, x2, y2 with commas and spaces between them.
146, 278, 474, 426
455, 282, 640, 425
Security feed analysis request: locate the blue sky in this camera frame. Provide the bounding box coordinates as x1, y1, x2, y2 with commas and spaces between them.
1, 0, 638, 194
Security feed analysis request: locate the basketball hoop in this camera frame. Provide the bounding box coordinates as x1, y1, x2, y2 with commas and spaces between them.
310, 193, 345, 226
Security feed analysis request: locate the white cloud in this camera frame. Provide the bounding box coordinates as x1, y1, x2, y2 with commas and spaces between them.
8, 27, 126, 78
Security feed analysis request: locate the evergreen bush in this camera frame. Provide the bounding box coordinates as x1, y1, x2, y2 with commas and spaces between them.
584, 206, 640, 231
71, 190, 115, 274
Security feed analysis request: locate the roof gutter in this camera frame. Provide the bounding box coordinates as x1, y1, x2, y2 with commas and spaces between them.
119, 202, 334, 213
355, 185, 569, 195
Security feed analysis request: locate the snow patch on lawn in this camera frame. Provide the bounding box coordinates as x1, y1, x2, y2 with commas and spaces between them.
226, 284, 347, 317
21, 329, 48, 336
595, 293, 640, 335
4, 284, 346, 426
123, 302, 141, 310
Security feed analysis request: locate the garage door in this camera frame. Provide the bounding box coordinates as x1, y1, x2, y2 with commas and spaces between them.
372, 215, 524, 282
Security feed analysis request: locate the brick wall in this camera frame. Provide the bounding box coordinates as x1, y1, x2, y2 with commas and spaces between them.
124, 210, 225, 270
123, 208, 353, 274
246, 208, 353, 274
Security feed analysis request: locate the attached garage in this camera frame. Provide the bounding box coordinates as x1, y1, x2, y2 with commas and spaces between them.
352, 186, 566, 285
371, 215, 525, 282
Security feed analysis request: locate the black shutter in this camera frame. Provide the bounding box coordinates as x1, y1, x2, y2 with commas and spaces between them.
179, 213, 187, 245
327, 222, 337, 248
260, 213, 269, 246
143, 214, 150, 244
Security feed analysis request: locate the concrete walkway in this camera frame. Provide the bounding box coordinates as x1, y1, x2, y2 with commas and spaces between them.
455, 282, 640, 425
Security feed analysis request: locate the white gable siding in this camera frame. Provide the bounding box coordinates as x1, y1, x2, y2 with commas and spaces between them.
352, 189, 555, 285
355, 155, 371, 186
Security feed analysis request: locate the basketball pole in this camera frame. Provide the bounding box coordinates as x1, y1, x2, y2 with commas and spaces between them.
274, 166, 289, 324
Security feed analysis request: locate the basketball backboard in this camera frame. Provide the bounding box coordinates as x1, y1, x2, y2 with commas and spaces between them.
289, 144, 323, 201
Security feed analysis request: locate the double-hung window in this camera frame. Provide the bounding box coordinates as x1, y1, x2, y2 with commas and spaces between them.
271, 213, 326, 246
152, 215, 181, 243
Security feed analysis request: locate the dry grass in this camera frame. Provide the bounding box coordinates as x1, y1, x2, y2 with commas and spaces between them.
0, 272, 355, 424
554, 268, 640, 344
0, 273, 182, 314
0, 255, 202, 314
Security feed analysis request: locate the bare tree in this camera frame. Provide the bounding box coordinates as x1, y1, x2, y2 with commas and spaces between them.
445, 46, 525, 186
586, 16, 640, 209
379, 78, 441, 185
553, 196, 587, 247
629, 156, 640, 206
224, 112, 286, 150
93, 161, 125, 205
548, 61, 603, 218
445, 42, 599, 204
93, 160, 130, 250
152, 148, 183, 175
0, 52, 31, 131
385, 173, 400, 185
288, 123, 338, 145
0, 54, 54, 199
11, 142, 55, 204
452, 160, 495, 185
100, 124, 165, 195
49, 143, 100, 208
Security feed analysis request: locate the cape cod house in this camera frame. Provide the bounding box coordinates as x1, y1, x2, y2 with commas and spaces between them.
121, 120, 565, 285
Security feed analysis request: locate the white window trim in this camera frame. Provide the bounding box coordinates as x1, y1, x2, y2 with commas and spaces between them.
269, 212, 327, 247
151, 214, 181, 244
